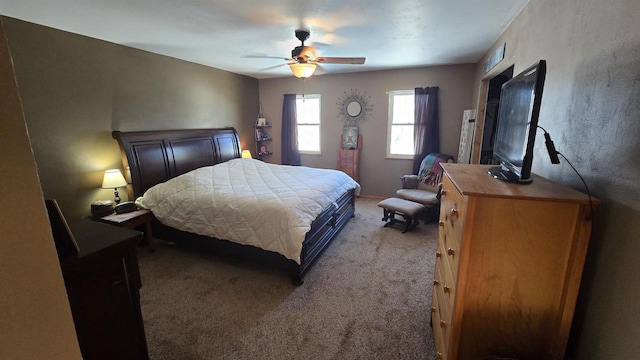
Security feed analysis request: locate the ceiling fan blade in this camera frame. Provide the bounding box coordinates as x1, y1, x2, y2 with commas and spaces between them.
309, 41, 330, 53
260, 63, 289, 71
313, 63, 328, 75
243, 55, 289, 60
316, 57, 366, 65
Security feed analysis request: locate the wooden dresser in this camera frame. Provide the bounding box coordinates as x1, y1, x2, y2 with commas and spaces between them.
432, 164, 597, 360
337, 149, 360, 181
337, 134, 361, 182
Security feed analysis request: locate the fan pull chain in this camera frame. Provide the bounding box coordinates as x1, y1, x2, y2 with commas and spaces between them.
302, 78, 306, 101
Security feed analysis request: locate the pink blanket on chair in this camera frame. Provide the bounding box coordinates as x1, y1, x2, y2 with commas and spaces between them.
417, 154, 454, 186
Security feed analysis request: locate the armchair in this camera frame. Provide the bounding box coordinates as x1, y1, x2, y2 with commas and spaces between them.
396, 153, 454, 222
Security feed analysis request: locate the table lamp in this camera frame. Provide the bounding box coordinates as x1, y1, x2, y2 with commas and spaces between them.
241, 150, 252, 159
102, 169, 127, 204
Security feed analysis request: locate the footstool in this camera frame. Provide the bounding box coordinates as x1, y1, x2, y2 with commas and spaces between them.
377, 198, 425, 233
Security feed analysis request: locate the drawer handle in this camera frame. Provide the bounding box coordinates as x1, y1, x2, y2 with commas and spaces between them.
443, 285, 451, 294
431, 306, 436, 313
435, 251, 442, 258
433, 280, 440, 286
438, 220, 445, 227
437, 352, 443, 360
441, 189, 447, 197
440, 320, 447, 328
447, 248, 455, 256
450, 208, 458, 217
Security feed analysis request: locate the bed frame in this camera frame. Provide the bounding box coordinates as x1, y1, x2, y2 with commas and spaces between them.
112, 127, 355, 285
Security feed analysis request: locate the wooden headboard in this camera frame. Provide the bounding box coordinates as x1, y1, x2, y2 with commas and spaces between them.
112, 128, 241, 198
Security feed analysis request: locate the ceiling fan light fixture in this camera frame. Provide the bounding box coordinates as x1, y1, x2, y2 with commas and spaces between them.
289, 63, 316, 78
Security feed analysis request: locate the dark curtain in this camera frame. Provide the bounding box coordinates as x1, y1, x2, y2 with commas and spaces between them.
281, 94, 301, 166
413, 87, 440, 174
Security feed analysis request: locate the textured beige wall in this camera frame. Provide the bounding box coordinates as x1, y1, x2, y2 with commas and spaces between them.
471, 0, 640, 358
0, 17, 81, 360
259, 65, 476, 198
3, 17, 259, 217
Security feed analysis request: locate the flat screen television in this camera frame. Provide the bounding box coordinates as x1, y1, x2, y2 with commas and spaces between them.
488, 60, 546, 183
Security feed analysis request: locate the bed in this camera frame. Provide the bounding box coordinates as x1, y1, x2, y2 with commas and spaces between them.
112, 127, 358, 284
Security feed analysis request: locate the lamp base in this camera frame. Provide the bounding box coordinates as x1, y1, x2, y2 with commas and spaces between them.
114, 188, 121, 204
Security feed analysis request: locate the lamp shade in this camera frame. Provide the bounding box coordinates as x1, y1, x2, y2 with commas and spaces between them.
289, 63, 316, 78
241, 150, 252, 159
101, 169, 127, 189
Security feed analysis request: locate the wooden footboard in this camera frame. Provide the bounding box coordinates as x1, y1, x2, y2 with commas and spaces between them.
299, 188, 356, 279
148, 188, 355, 285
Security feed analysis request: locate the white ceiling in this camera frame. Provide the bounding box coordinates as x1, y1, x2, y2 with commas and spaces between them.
0, 0, 529, 79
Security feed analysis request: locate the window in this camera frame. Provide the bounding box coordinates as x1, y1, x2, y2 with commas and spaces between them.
296, 94, 321, 154
387, 90, 415, 158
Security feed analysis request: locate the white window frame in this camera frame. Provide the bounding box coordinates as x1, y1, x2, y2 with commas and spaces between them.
296, 94, 322, 155
386, 90, 415, 159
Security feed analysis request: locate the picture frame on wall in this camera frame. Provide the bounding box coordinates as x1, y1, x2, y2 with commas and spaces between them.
342, 126, 359, 150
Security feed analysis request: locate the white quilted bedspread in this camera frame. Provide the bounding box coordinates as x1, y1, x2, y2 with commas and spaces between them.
137, 158, 360, 264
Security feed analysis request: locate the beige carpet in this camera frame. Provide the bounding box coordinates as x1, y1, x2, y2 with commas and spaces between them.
137, 198, 438, 359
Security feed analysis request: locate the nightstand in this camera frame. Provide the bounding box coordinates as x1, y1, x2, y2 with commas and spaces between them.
62, 218, 149, 360
95, 209, 155, 252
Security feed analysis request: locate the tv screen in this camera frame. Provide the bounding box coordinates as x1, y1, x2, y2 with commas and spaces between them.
489, 60, 546, 183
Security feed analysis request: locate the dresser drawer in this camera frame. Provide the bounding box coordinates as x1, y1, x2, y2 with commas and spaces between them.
440, 176, 466, 252
339, 159, 354, 168
339, 150, 355, 161
440, 222, 461, 279
436, 237, 457, 312
434, 254, 451, 319
431, 291, 449, 360
440, 176, 465, 227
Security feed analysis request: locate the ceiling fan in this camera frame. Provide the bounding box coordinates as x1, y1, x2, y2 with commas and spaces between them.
257, 29, 366, 78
